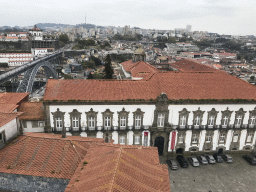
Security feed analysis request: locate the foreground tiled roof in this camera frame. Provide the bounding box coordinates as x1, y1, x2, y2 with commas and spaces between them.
0, 112, 22, 127
18, 102, 44, 120
0, 104, 18, 113
65, 144, 170, 192
169, 59, 218, 72
44, 70, 256, 101
0, 93, 29, 105
0, 133, 105, 179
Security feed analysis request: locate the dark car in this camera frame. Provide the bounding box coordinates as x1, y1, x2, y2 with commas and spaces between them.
176, 155, 189, 168
188, 156, 200, 167
213, 153, 224, 163
221, 154, 233, 163
205, 154, 216, 164
243, 155, 256, 165
167, 158, 178, 170
197, 155, 208, 165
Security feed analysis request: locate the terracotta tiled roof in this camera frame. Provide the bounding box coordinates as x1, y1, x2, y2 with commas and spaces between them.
0, 112, 22, 127
169, 59, 218, 72
130, 61, 158, 78
18, 102, 44, 120
0, 93, 29, 105
65, 144, 170, 192
121, 60, 136, 72
0, 133, 105, 179
0, 104, 18, 113
44, 70, 256, 101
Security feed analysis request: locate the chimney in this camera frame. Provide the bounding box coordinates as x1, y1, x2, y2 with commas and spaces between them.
62, 126, 66, 138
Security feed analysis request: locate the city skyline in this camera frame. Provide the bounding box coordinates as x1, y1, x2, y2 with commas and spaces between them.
1, 0, 256, 36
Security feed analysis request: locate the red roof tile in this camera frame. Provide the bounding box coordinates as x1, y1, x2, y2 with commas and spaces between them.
65, 144, 170, 192
0, 112, 22, 127
0, 133, 105, 179
0, 93, 29, 105
44, 70, 256, 101
18, 102, 44, 120
169, 59, 218, 72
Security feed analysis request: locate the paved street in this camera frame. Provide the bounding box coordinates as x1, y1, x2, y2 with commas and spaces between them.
160, 154, 256, 192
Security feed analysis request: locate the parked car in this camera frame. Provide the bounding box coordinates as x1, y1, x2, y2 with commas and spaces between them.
197, 155, 208, 165
176, 155, 189, 168
167, 158, 178, 170
221, 154, 233, 163
213, 153, 224, 163
188, 156, 200, 167
243, 155, 256, 165
205, 154, 216, 164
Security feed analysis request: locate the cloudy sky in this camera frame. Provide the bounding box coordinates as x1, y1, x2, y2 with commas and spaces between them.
1, 0, 255, 35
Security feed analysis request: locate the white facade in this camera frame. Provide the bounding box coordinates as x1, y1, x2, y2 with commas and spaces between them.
0, 118, 19, 143
46, 102, 256, 154
0, 53, 33, 67
22, 120, 45, 132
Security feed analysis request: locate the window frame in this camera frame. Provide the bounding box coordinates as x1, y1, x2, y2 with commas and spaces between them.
133, 108, 144, 130
86, 108, 98, 130
102, 109, 114, 130
157, 113, 165, 127
51, 108, 65, 132
118, 108, 129, 130
178, 108, 190, 128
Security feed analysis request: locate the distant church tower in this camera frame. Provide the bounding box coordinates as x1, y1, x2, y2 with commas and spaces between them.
132, 47, 146, 62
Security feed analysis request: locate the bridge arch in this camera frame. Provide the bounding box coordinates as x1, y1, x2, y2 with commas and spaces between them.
16, 61, 57, 93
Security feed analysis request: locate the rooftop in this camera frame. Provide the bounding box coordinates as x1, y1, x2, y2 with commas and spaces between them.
18, 102, 44, 121
65, 144, 170, 192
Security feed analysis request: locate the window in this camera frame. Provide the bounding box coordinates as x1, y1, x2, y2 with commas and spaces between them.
120, 116, 126, 128
56, 117, 62, 131
157, 114, 165, 127
247, 133, 253, 143
222, 116, 229, 127
119, 136, 125, 145
220, 134, 226, 142
22, 121, 27, 128
178, 135, 184, 143
208, 116, 215, 126
32, 121, 38, 128
72, 117, 79, 131
134, 135, 140, 145
194, 116, 200, 127
135, 115, 141, 129
205, 133, 211, 143
86, 108, 98, 130
39, 122, 44, 127
191, 134, 198, 144
88, 116, 95, 129
249, 116, 256, 128
180, 116, 186, 127
104, 116, 111, 128
102, 109, 114, 130
235, 115, 242, 126
233, 134, 239, 143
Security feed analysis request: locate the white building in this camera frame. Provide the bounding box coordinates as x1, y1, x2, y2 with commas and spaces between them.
29, 25, 43, 41
0, 53, 33, 67
43, 68, 256, 156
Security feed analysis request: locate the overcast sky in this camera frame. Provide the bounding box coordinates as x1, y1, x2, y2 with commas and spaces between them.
1, 0, 255, 35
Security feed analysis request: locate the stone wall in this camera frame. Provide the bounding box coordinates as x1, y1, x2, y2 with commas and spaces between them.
0, 173, 69, 192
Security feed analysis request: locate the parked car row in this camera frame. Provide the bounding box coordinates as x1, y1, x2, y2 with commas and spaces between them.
243, 155, 256, 165
167, 153, 233, 169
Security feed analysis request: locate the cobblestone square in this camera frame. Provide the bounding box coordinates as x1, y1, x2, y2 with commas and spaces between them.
161, 154, 256, 192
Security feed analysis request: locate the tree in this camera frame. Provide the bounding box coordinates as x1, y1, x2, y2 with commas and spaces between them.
59, 34, 69, 44
87, 72, 93, 79
104, 54, 114, 79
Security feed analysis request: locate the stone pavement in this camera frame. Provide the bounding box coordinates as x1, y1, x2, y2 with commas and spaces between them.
160, 155, 256, 192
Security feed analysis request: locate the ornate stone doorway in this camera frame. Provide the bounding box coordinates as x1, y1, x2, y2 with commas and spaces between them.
154, 136, 165, 156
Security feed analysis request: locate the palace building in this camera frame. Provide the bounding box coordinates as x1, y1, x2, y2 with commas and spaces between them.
41, 52, 256, 156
